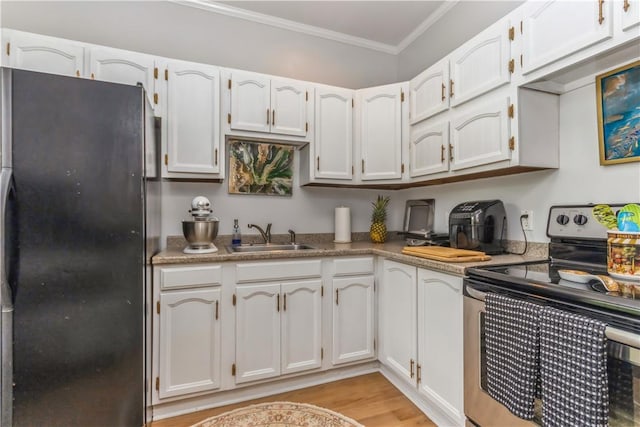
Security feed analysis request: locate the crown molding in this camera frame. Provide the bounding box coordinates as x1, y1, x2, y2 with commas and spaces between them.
171, 0, 400, 55
396, 0, 460, 53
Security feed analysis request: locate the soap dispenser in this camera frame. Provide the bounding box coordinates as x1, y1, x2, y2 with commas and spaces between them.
232, 219, 242, 246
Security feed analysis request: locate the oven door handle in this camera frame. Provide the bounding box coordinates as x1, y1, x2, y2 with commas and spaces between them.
465, 286, 640, 350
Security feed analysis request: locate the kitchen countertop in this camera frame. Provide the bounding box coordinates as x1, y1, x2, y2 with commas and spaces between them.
152, 239, 546, 276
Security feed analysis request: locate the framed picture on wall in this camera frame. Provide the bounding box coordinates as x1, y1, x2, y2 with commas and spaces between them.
227, 138, 294, 196
596, 60, 640, 165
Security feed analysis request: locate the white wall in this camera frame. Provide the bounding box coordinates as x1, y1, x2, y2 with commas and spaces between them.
1, 1, 398, 88
397, 1, 523, 81
398, 82, 640, 242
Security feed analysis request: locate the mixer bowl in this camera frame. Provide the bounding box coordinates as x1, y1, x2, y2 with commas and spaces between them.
183, 220, 219, 248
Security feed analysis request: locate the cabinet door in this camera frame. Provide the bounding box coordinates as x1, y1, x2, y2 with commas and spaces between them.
417, 269, 464, 424
230, 71, 271, 133
281, 280, 322, 375
158, 288, 221, 399
87, 46, 157, 109
165, 60, 221, 174
522, 0, 614, 75
410, 120, 449, 177
450, 97, 511, 171
449, 20, 512, 107
235, 284, 281, 383
271, 79, 308, 137
332, 275, 375, 365
622, 0, 640, 31
314, 87, 354, 180
5, 30, 84, 78
379, 260, 417, 385
410, 57, 449, 124
359, 83, 403, 181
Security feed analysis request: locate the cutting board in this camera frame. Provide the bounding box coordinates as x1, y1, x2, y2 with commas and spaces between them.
402, 246, 491, 262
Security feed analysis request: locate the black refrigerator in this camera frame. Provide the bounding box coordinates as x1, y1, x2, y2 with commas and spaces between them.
0, 68, 161, 426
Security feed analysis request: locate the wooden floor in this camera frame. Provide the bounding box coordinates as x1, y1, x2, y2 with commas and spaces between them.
150, 372, 436, 427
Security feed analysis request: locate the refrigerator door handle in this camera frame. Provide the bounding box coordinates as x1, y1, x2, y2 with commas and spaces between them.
0, 168, 14, 427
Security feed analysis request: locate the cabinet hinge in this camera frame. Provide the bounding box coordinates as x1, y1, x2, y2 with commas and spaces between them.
400, 90, 405, 102
156, 301, 160, 314
306, 122, 309, 132
228, 79, 232, 90
508, 59, 515, 74
508, 26, 515, 41
164, 154, 168, 166
227, 113, 231, 124
6, 42, 10, 56
232, 293, 236, 306
401, 163, 405, 174
509, 136, 516, 151
508, 104, 514, 119
306, 91, 309, 101
231, 363, 236, 376
155, 377, 159, 391
321, 347, 324, 360
154, 67, 158, 79
153, 93, 158, 104
165, 69, 168, 81
321, 285, 324, 297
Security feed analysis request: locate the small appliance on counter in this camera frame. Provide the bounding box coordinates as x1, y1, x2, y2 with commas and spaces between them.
182, 196, 219, 254
449, 200, 506, 254
400, 199, 449, 246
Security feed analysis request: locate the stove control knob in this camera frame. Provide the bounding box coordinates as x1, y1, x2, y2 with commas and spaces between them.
556, 214, 570, 225
573, 214, 588, 226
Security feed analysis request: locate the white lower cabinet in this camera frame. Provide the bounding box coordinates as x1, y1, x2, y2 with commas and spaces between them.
153, 265, 223, 402
379, 259, 464, 426
235, 280, 322, 384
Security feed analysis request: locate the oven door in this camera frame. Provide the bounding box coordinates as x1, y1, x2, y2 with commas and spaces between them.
464, 285, 640, 427
463, 293, 536, 427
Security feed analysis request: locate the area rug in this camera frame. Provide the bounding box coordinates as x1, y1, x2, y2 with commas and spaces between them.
190, 401, 364, 427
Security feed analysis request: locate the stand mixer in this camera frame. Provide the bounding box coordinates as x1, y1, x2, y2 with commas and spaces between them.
182, 196, 219, 254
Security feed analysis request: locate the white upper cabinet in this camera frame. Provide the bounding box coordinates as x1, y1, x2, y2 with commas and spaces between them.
229, 70, 310, 139
164, 60, 221, 176
271, 79, 308, 137
450, 96, 511, 171
314, 86, 354, 180
409, 120, 450, 177
87, 46, 157, 109
357, 82, 404, 181
449, 19, 513, 107
621, 0, 640, 31
230, 71, 271, 134
521, 0, 614, 75
409, 57, 449, 124
3, 29, 85, 78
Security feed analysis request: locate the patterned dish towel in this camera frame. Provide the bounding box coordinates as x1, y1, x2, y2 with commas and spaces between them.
485, 293, 542, 419
540, 306, 608, 427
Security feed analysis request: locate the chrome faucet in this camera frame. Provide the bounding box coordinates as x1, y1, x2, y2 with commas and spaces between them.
288, 229, 296, 244
248, 223, 272, 244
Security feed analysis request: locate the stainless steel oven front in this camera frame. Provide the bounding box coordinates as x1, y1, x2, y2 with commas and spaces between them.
463, 285, 640, 427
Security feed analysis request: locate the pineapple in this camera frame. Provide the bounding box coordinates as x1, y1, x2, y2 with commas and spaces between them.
370, 195, 390, 243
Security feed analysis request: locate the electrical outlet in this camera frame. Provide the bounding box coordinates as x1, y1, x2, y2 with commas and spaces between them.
521, 210, 533, 231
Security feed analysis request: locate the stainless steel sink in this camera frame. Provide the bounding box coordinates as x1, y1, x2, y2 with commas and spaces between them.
226, 243, 316, 253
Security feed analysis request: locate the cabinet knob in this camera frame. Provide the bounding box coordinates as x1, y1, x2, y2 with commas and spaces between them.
267, 109, 270, 125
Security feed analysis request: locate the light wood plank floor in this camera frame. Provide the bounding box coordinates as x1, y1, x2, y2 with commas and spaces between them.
150, 372, 436, 427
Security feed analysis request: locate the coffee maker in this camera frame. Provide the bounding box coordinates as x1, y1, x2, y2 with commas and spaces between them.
449, 200, 506, 254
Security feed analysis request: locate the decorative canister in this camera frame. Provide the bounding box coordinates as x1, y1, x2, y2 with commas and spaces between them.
607, 230, 640, 281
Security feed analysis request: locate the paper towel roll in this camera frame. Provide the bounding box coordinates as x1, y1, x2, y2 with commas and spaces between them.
334, 206, 351, 243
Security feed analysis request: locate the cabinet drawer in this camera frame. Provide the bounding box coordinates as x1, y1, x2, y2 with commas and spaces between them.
236, 259, 322, 283
333, 257, 374, 276
159, 265, 222, 290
